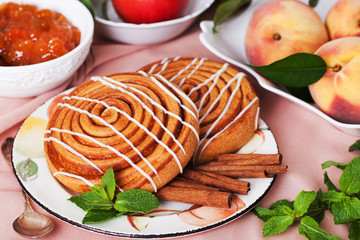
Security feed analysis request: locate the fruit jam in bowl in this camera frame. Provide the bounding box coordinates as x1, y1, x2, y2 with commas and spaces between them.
0, 0, 94, 98
92, 0, 215, 45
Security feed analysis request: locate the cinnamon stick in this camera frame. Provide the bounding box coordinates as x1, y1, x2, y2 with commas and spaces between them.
155, 186, 233, 208
216, 153, 282, 165
192, 164, 287, 175
207, 170, 267, 178
181, 168, 250, 195
168, 179, 219, 191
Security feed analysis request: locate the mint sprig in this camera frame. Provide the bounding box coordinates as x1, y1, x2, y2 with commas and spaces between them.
252, 140, 360, 239
68, 168, 159, 224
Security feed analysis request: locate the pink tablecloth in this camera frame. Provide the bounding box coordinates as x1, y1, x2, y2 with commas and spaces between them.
0, 16, 358, 240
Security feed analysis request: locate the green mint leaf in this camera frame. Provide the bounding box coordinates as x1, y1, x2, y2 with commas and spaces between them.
252, 203, 294, 222
69, 191, 113, 211
90, 168, 116, 201
322, 190, 345, 203
329, 196, 360, 224
299, 216, 342, 240
114, 189, 159, 214
349, 220, 360, 240
270, 199, 294, 210
212, 0, 251, 33
294, 191, 317, 218
349, 140, 360, 152
262, 215, 295, 236
308, 0, 319, 8
322, 160, 347, 170
304, 189, 326, 223
78, 0, 95, 19
82, 209, 120, 224
252, 206, 276, 222
339, 157, 360, 195
249, 53, 327, 88
324, 171, 340, 192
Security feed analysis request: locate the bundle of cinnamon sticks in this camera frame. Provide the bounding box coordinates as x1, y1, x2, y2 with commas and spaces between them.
155, 153, 287, 208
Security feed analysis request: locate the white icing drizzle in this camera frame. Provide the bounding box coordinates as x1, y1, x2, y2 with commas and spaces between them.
178, 58, 207, 87
44, 135, 103, 174
199, 72, 245, 124
187, 63, 229, 98
64, 95, 185, 156
193, 72, 244, 163
46, 127, 158, 190
56, 102, 161, 191
148, 56, 181, 74
53, 171, 95, 187
91, 76, 199, 143
137, 71, 199, 120
255, 106, 260, 129
146, 57, 260, 164
198, 97, 259, 162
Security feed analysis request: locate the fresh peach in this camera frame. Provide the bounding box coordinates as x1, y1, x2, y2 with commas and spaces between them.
326, 0, 360, 39
309, 37, 360, 124
245, 0, 329, 66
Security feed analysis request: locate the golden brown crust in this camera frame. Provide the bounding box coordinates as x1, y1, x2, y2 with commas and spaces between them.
139, 57, 259, 164
44, 72, 199, 194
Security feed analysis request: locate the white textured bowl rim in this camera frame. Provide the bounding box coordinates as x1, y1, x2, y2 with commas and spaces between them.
0, 0, 94, 71
95, 0, 215, 29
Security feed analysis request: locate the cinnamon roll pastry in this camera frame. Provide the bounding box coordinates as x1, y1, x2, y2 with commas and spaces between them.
139, 57, 260, 165
44, 72, 199, 194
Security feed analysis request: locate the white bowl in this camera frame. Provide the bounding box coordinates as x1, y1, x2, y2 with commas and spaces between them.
92, 0, 215, 45
0, 0, 94, 98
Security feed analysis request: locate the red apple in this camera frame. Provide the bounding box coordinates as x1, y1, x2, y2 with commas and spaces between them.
111, 0, 190, 24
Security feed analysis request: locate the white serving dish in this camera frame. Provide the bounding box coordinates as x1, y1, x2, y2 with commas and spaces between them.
0, 0, 94, 98
12, 86, 279, 238
199, 0, 360, 136
92, 0, 215, 45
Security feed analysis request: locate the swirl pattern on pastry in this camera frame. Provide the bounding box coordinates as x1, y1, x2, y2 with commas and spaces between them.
139, 57, 260, 165
44, 72, 199, 194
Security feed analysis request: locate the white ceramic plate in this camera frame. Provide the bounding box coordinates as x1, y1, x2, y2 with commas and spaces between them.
12, 88, 279, 238
199, 0, 360, 136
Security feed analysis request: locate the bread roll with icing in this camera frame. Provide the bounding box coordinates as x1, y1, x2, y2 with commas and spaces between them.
139, 57, 260, 165
44, 72, 199, 194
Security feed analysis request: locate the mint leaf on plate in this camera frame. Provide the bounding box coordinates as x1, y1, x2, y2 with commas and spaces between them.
115, 189, 160, 214
299, 216, 341, 240
82, 209, 120, 224
68, 168, 159, 223
69, 191, 113, 211
90, 167, 116, 201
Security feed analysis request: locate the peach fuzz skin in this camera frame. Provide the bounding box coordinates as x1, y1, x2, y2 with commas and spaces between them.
245, 0, 329, 66
326, 0, 360, 40
309, 37, 360, 124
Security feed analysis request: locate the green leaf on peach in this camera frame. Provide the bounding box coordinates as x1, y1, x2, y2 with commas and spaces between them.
249, 53, 327, 88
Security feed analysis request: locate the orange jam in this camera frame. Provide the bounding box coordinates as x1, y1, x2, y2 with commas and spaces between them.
0, 2, 81, 66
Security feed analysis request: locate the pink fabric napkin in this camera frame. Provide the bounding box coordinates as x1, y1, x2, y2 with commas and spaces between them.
0, 22, 358, 240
